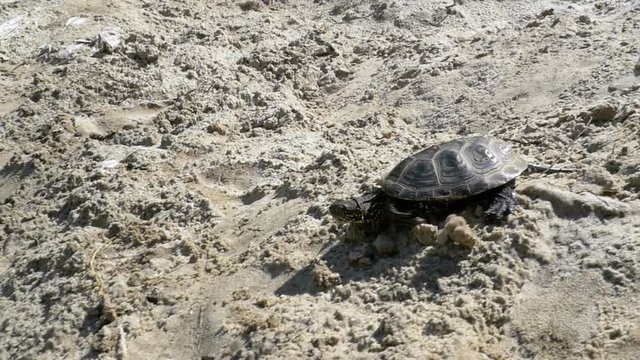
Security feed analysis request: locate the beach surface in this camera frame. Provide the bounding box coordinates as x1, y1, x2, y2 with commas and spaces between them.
1, 0, 640, 358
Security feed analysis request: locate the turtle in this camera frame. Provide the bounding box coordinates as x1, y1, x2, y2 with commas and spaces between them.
329, 135, 570, 234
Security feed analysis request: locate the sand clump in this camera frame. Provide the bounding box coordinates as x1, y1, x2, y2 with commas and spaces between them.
443, 215, 479, 249
409, 215, 478, 249
409, 223, 439, 245
1, 0, 640, 359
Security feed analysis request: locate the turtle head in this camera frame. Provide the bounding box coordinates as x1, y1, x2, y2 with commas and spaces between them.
329, 198, 365, 223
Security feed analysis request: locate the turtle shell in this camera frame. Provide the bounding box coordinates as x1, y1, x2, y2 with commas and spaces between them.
381, 136, 528, 201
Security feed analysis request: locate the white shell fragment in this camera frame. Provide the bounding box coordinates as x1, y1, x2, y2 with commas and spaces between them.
65, 16, 89, 28
34, 26, 124, 63
99, 160, 120, 169
95, 27, 123, 54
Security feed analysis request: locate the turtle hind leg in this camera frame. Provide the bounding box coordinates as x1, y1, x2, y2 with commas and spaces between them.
484, 180, 517, 221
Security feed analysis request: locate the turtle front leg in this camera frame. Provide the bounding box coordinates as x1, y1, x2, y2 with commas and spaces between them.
386, 200, 429, 229
484, 181, 517, 220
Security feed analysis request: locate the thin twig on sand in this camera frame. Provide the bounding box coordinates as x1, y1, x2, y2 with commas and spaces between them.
89, 245, 127, 360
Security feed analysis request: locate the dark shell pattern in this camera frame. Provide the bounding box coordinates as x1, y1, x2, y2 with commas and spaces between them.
381, 136, 528, 201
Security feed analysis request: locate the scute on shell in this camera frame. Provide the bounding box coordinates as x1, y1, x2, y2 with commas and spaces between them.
381, 136, 528, 201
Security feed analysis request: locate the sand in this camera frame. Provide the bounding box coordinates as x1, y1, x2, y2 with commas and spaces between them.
1, 0, 640, 358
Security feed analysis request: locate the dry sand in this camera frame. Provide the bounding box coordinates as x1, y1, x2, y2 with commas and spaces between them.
1, 0, 640, 359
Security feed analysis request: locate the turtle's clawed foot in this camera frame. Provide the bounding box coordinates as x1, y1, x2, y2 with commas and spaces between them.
386, 201, 423, 229
387, 201, 412, 218
484, 183, 517, 221
485, 198, 515, 220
